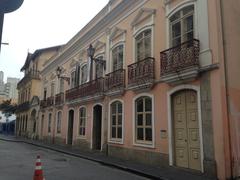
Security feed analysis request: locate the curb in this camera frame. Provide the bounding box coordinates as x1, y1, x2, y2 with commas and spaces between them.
0, 137, 167, 180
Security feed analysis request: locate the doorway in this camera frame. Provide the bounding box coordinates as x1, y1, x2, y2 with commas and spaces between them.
67, 109, 74, 145
172, 90, 201, 171
92, 105, 102, 150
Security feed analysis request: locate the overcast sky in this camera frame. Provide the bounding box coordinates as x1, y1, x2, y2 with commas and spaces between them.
0, 0, 109, 82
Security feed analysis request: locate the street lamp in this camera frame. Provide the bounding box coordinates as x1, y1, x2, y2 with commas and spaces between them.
56, 66, 70, 85
87, 44, 106, 81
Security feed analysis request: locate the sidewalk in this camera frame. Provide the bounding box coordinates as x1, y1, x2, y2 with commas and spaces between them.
0, 134, 215, 180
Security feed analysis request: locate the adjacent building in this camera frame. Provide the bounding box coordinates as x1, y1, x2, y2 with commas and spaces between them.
16, 46, 62, 138
0, 71, 20, 103
16, 0, 240, 179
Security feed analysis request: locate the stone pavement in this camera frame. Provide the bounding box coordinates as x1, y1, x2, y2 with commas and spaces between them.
0, 134, 216, 180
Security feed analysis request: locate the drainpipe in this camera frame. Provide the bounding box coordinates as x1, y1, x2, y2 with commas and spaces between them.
219, 0, 233, 178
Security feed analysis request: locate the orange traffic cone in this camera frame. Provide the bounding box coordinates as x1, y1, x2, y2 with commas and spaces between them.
33, 155, 45, 180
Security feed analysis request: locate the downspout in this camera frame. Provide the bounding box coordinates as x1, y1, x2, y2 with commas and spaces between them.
219, 0, 233, 178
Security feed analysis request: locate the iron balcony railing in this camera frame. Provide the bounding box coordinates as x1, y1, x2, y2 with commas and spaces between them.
17, 70, 40, 88
40, 100, 47, 109
16, 101, 30, 112
105, 69, 125, 91
46, 96, 54, 107
55, 92, 64, 106
160, 39, 200, 76
128, 57, 155, 86
66, 78, 104, 102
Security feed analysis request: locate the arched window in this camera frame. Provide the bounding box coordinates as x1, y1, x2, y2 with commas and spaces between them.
59, 78, 64, 93
170, 5, 194, 47
135, 96, 152, 143
95, 56, 104, 79
56, 111, 62, 134
112, 45, 123, 71
80, 64, 88, 84
70, 70, 76, 88
79, 107, 86, 136
110, 101, 123, 140
135, 29, 152, 61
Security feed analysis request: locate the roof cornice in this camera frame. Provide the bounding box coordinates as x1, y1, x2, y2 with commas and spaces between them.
41, 0, 145, 75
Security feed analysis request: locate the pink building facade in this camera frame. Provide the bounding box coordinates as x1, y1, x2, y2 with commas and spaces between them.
17, 0, 240, 179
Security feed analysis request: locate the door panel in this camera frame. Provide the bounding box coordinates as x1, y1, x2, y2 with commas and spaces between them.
173, 92, 188, 168
173, 90, 201, 171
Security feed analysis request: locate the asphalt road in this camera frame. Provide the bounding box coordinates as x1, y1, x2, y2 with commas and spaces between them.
0, 140, 150, 180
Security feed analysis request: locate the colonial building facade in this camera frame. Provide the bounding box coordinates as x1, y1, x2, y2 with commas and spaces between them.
16, 0, 240, 179
16, 46, 62, 138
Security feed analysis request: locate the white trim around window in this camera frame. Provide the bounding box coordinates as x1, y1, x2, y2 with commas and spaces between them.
132, 93, 155, 148
166, 1, 197, 49
132, 25, 154, 62
77, 106, 87, 139
110, 42, 125, 72
55, 110, 62, 136
79, 62, 88, 85
108, 99, 124, 144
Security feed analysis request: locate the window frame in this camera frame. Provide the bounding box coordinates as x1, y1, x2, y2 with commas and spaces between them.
110, 101, 123, 142
78, 106, 87, 138
95, 55, 104, 79
108, 99, 124, 144
135, 28, 152, 62
56, 111, 62, 134
70, 70, 76, 89
111, 44, 124, 72
169, 5, 195, 47
80, 63, 88, 85
133, 94, 155, 148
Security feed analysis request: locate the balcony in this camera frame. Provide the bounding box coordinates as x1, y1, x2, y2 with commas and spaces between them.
105, 69, 125, 96
40, 100, 47, 109
16, 101, 30, 113
17, 70, 40, 88
66, 78, 104, 103
160, 39, 200, 84
128, 57, 155, 91
47, 96, 54, 107
55, 93, 64, 106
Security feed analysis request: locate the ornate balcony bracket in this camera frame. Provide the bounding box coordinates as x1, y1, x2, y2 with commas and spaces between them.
160, 39, 200, 85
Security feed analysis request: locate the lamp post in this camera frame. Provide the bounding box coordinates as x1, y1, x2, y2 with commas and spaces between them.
56, 66, 70, 85
87, 44, 95, 82
87, 44, 106, 82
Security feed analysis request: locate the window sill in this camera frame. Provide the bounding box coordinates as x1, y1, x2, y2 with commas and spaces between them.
108, 139, 123, 145
76, 135, 87, 140
133, 141, 155, 149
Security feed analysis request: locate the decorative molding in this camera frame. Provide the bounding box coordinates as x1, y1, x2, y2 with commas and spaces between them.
41, 0, 144, 75
69, 59, 79, 68
31, 96, 40, 106
110, 27, 126, 41
131, 8, 156, 28
43, 77, 48, 84
50, 72, 56, 80
93, 40, 106, 51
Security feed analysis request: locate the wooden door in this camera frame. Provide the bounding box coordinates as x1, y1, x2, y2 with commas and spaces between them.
173, 90, 201, 171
